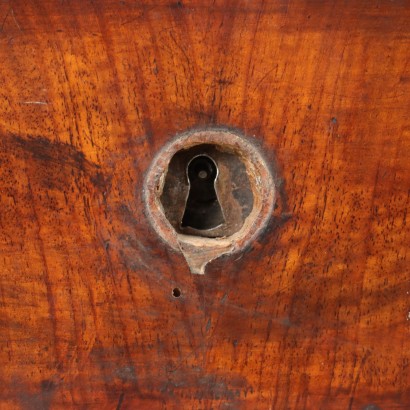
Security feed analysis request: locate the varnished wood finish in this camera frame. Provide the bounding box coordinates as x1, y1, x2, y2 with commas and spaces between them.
0, 1, 409, 408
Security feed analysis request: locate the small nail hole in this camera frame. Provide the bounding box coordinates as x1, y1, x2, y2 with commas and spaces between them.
172, 288, 181, 298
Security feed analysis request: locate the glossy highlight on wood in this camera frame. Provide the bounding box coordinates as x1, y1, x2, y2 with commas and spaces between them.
0, 0, 409, 409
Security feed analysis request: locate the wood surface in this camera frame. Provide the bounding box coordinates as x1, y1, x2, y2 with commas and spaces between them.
0, 0, 409, 409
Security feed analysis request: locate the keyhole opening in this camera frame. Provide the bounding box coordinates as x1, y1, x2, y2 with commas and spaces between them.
181, 155, 225, 230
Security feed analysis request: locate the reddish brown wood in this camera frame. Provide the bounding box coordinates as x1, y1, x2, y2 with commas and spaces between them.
0, 1, 409, 408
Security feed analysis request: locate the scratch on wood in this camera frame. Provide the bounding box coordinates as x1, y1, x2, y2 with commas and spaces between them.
11, 9, 21, 31
20, 101, 49, 105
0, 8, 11, 32
348, 350, 371, 410
0, 8, 21, 32
116, 392, 125, 410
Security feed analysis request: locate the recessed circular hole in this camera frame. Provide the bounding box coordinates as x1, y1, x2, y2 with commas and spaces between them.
190, 155, 217, 182
144, 129, 277, 274
198, 170, 208, 179
172, 288, 181, 298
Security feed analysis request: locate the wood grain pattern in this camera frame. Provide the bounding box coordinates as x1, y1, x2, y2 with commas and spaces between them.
0, 0, 409, 408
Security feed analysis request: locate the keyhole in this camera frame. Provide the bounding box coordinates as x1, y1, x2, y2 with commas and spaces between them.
181, 155, 225, 230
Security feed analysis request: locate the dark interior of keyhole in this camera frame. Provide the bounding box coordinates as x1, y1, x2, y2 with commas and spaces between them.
181, 155, 225, 230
